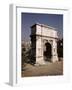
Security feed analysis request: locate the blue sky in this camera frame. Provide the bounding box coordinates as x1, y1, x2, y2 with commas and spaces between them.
21, 13, 63, 41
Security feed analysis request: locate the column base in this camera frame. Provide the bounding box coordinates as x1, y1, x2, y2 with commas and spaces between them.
51, 55, 58, 62
35, 56, 45, 65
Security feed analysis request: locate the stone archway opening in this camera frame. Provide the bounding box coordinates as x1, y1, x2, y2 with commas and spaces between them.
44, 42, 52, 62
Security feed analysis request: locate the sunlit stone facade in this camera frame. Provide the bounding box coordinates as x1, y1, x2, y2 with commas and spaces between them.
30, 23, 58, 65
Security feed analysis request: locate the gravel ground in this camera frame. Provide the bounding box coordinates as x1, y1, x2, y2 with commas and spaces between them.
22, 61, 63, 77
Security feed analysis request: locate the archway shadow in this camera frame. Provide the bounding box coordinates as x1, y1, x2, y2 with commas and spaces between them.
43, 42, 52, 62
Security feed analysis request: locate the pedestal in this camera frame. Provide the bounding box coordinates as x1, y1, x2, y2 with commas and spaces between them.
51, 55, 58, 62
36, 56, 45, 65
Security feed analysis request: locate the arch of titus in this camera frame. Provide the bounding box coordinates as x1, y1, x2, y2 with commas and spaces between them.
30, 23, 58, 65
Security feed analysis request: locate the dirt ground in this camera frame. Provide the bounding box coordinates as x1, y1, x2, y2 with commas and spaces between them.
22, 61, 63, 77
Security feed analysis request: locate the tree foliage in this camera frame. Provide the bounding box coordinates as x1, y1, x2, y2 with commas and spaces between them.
57, 39, 63, 57
21, 43, 31, 65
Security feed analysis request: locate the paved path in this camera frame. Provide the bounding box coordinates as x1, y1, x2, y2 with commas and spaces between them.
22, 61, 63, 77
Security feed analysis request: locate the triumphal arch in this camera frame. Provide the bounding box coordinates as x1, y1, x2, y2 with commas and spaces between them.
30, 23, 58, 65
